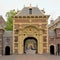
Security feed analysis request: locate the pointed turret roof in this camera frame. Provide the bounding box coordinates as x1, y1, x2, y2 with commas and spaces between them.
0, 16, 6, 28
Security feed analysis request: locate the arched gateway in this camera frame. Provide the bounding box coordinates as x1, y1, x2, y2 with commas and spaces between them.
13, 6, 49, 54
50, 45, 54, 55
24, 37, 38, 54
5, 46, 10, 55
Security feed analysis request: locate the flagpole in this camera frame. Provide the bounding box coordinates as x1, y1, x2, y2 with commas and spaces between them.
25, 0, 31, 7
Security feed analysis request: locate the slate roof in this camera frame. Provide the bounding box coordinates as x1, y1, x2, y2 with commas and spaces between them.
48, 16, 60, 28
16, 7, 45, 16
3, 31, 13, 37
48, 16, 60, 37
56, 23, 60, 28
0, 25, 4, 29
0, 16, 6, 28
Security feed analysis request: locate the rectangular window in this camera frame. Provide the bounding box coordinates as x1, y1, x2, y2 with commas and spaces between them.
14, 43, 18, 47
14, 36, 18, 42
14, 29, 18, 34
43, 43, 47, 47
43, 36, 47, 42
29, 8, 32, 14
43, 30, 47, 34
14, 24, 19, 29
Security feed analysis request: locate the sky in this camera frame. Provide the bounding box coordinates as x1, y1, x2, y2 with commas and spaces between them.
0, 0, 60, 23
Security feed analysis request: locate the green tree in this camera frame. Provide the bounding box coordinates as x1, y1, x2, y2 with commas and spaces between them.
5, 9, 16, 30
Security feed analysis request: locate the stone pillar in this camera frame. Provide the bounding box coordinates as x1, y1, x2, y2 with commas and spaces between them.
18, 36, 23, 54
38, 35, 43, 54
38, 30, 43, 54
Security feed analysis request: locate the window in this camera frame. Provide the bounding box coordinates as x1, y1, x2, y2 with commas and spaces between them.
29, 8, 32, 14
14, 43, 18, 47
43, 39, 47, 42
14, 24, 19, 29
43, 43, 47, 47
43, 36, 47, 42
43, 30, 47, 34
14, 36, 18, 42
14, 29, 18, 34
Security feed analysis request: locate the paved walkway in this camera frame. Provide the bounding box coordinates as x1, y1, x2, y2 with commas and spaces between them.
0, 54, 60, 60
25, 49, 36, 54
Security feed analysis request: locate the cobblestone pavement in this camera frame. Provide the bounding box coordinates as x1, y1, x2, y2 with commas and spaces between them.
0, 54, 60, 60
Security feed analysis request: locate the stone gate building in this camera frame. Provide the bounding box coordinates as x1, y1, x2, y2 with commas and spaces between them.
0, 16, 12, 55
48, 16, 60, 55
13, 6, 49, 54
0, 6, 60, 56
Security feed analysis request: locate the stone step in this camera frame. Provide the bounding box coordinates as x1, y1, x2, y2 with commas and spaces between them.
25, 49, 36, 54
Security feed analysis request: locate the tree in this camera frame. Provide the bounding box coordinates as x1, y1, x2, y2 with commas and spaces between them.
5, 9, 16, 30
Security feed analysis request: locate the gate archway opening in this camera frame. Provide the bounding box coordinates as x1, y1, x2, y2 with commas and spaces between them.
5, 46, 10, 55
50, 45, 54, 55
24, 37, 38, 54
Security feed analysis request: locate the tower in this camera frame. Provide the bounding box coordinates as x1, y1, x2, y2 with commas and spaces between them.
13, 5, 49, 54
